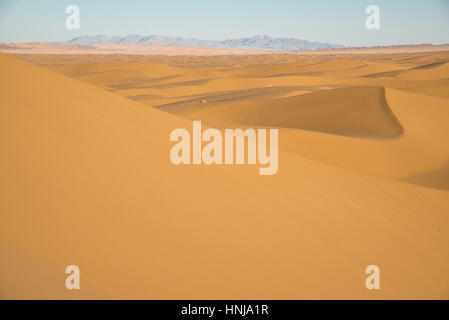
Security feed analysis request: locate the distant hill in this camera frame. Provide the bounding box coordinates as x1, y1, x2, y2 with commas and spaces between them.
59, 34, 344, 51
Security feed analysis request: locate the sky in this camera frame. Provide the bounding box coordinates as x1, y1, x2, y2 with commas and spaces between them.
0, 0, 448, 47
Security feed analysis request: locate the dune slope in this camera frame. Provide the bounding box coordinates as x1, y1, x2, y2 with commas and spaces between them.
158, 86, 404, 138
1, 53, 449, 299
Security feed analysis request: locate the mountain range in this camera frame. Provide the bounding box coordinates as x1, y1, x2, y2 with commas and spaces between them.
60, 34, 344, 51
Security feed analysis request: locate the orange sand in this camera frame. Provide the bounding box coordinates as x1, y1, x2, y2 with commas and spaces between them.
1, 50, 449, 299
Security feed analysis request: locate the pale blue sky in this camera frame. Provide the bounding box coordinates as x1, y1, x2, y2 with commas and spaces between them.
0, 0, 448, 46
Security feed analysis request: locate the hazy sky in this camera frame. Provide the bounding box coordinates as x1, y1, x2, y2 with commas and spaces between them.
0, 0, 448, 46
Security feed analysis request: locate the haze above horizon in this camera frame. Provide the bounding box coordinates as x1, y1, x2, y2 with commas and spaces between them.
0, 0, 448, 47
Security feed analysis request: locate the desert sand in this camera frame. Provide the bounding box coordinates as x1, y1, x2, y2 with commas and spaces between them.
0, 42, 275, 55
1, 48, 449, 299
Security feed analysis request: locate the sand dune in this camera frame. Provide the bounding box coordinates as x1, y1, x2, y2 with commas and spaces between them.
156, 81, 449, 189
158, 86, 404, 139
396, 61, 449, 80
1, 51, 449, 300
276, 89, 449, 187
293, 58, 368, 73
11, 51, 449, 188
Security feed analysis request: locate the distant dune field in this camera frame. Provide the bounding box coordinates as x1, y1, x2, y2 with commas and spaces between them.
1, 48, 449, 299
